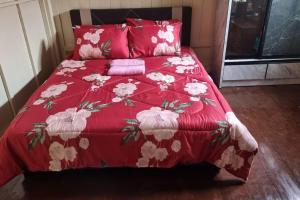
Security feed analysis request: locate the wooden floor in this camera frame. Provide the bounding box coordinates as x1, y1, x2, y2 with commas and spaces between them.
1, 85, 300, 200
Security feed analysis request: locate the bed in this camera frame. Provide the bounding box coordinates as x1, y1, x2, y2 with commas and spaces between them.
0, 7, 258, 186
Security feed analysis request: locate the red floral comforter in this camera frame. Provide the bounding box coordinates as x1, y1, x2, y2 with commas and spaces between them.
0, 48, 258, 186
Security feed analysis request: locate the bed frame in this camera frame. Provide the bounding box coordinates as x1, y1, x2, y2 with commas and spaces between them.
58, 7, 192, 54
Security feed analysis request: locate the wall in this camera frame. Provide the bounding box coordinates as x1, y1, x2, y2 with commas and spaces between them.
0, 0, 58, 135
49, 0, 217, 70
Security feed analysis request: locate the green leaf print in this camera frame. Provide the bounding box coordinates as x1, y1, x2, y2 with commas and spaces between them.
202, 98, 216, 107
161, 100, 169, 109
80, 100, 111, 112
169, 100, 179, 108
125, 119, 139, 125
102, 39, 111, 49
101, 40, 112, 57
79, 101, 90, 109
217, 121, 229, 128
210, 121, 230, 146
121, 119, 141, 145
27, 123, 47, 150
44, 100, 55, 110
175, 102, 192, 110
124, 98, 134, 106
162, 61, 172, 67
174, 109, 185, 114
161, 100, 192, 113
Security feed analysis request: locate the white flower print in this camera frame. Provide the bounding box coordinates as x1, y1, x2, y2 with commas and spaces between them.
171, 140, 181, 153
215, 146, 244, 171
33, 82, 73, 108
48, 143, 79, 171
64, 146, 77, 162
184, 81, 208, 101
57, 60, 85, 76
90, 84, 100, 91
56, 68, 77, 76
166, 25, 174, 32
151, 36, 157, 44
153, 42, 176, 56
136, 143, 170, 167
146, 72, 165, 81
175, 65, 197, 74
79, 138, 90, 150
61, 60, 85, 69
111, 80, 139, 105
175, 65, 186, 74
83, 29, 104, 44
121, 23, 127, 29
136, 157, 149, 167
41, 83, 68, 98
141, 141, 157, 159
154, 148, 168, 161
79, 44, 103, 59
146, 72, 175, 91
33, 99, 45, 105
161, 21, 170, 26
225, 112, 258, 152
162, 75, 175, 84
76, 38, 82, 45
49, 160, 62, 171
190, 96, 200, 102
46, 108, 92, 141
112, 97, 123, 103
181, 57, 195, 66
167, 56, 196, 66
49, 142, 65, 161
159, 84, 168, 91
136, 107, 179, 142
82, 73, 111, 87
167, 57, 181, 65
157, 25, 175, 43
113, 82, 137, 97
156, 20, 170, 26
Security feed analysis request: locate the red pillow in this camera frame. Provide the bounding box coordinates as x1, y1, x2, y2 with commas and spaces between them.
128, 22, 182, 58
72, 24, 129, 60
126, 18, 181, 26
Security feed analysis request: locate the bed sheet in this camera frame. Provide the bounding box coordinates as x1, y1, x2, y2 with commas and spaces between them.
0, 47, 258, 186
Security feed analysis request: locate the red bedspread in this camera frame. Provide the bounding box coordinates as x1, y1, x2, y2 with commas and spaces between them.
0, 48, 258, 186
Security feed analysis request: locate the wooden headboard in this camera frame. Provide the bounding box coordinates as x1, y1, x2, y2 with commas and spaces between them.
58, 7, 192, 53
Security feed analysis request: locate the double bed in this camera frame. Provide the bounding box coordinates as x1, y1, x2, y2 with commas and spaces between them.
0, 7, 258, 187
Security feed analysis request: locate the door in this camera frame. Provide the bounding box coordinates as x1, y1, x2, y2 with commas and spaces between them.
262, 0, 300, 57
226, 0, 269, 59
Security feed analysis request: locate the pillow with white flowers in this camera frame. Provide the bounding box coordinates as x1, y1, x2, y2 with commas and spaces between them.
72, 24, 129, 60
128, 22, 182, 58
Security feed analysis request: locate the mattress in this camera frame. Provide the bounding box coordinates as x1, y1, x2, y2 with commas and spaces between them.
0, 47, 258, 186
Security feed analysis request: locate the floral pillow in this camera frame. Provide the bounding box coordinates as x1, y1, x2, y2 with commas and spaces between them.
126, 18, 181, 26
72, 24, 129, 60
128, 22, 182, 58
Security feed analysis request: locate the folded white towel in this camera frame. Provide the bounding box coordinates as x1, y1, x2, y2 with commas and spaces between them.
110, 59, 145, 66
108, 65, 145, 76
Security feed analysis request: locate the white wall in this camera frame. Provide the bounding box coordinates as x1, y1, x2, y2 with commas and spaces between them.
0, 0, 58, 135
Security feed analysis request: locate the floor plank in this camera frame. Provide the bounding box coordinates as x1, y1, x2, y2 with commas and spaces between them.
0, 85, 299, 200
